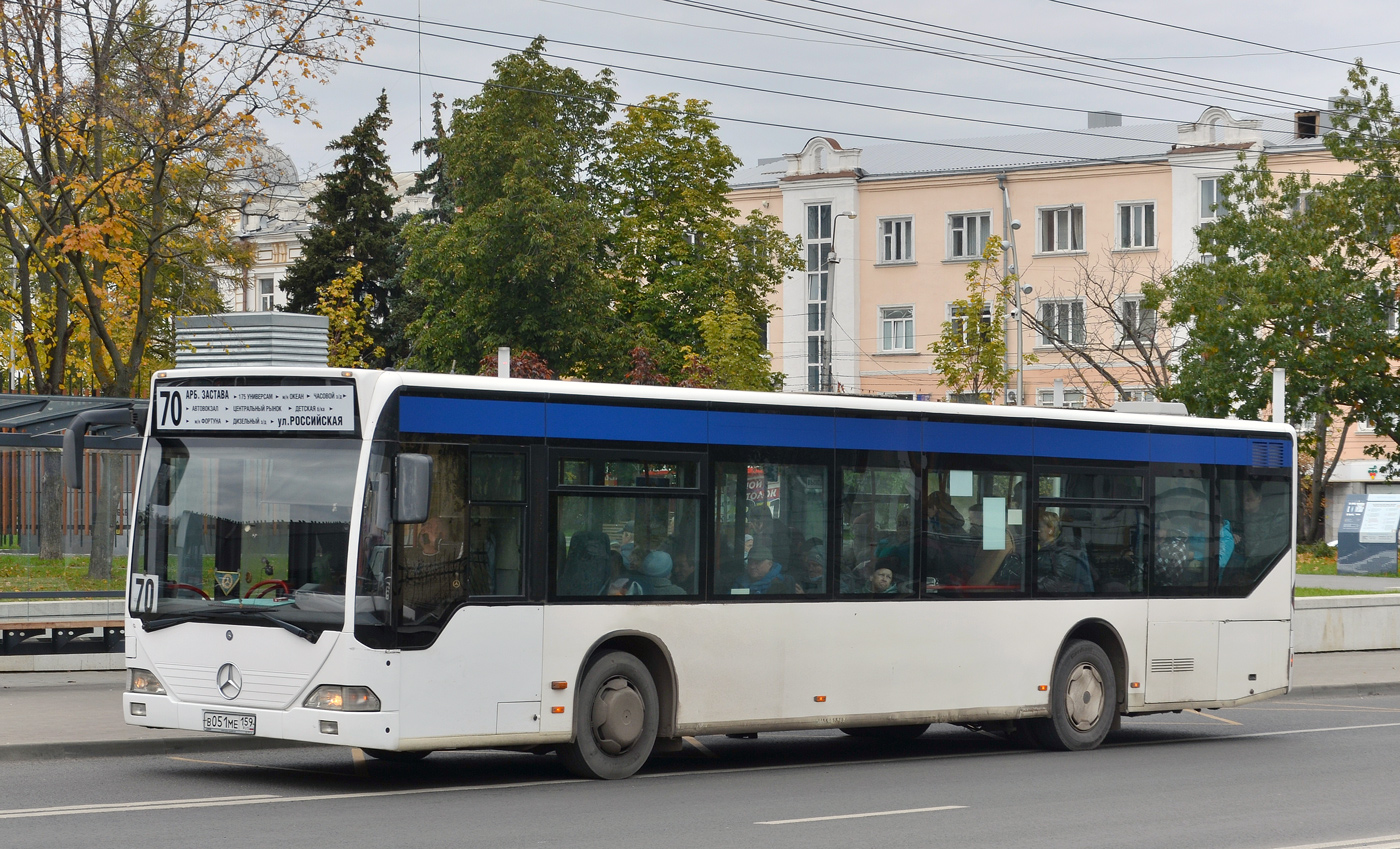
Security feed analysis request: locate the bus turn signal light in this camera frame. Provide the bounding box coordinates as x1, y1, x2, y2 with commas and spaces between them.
551, 681, 568, 690
813, 696, 827, 703
551, 706, 565, 714
1131, 682, 1141, 689
1038, 685, 1048, 691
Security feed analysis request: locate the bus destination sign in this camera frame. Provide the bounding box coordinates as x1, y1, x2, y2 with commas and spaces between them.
154, 384, 356, 433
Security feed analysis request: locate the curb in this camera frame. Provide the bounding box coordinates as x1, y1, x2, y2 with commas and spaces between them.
0, 735, 314, 763
1287, 681, 1400, 699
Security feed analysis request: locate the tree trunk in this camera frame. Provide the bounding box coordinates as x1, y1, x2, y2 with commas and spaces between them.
38, 451, 63, 559
88, 453, 115, 580
1302, 415, 1331, 544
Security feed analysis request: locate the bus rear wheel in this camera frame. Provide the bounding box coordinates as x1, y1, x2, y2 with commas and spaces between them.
1031, 639, 1116, 752
840, 724, 930, 740
558, 651, 659, 780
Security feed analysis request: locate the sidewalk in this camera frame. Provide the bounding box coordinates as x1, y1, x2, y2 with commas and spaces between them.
1296, 574, 1400, 592
4, 650, 1400, 762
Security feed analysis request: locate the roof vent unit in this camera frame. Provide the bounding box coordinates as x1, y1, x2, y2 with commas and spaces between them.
1112, 401, 1189, 416
1088, 110, 1122, 129
174, 313, 329, 368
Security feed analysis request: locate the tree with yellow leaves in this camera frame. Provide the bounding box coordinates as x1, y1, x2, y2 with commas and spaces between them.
0, 0, 374, 566
317, 264, 383, 369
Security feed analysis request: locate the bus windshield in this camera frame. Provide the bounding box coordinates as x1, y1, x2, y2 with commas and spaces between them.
131, 436, 361, 631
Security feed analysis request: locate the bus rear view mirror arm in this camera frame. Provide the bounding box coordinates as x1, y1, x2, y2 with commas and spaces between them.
394, 453, 432, 524
63, 406, 139, 490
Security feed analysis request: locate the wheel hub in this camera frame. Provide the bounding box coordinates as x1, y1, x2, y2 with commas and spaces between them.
592, 677, 644, 755
1065, 662, 1105, 732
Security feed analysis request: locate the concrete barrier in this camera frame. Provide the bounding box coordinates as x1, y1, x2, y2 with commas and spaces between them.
1295, 594, 1400, 653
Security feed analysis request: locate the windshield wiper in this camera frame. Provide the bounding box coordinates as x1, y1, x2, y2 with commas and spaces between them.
142, 616, 196, 633
249, 611, 319, 643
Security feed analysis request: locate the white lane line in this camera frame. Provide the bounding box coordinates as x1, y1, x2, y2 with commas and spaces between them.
758, 805, 967, 825
1267, 835, 1400, 849
0, 779, 587, 820
168, 755, 346, 778
0, 794, 278, 818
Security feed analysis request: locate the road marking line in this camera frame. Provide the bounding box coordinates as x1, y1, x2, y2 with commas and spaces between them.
1267, 834, 1400, 849
682, 736, 717, 758
168, 755, 346, 778
1191, 709, 1242, 725
758, 805, 967, 825
0, 794, 278, 818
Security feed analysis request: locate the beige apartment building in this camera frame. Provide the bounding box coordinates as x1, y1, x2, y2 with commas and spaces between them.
728, 106, 1383, 538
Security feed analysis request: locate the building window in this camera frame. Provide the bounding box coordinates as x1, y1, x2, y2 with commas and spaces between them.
1200, 177, 1223, 221
272, 242, 289, 264
258, 277, 275, 312
878, 217, 914, 264
1037, 388, 1086, 408
1118, 386, 1156, 403
1117, 202, 1155, 249
948, 303, 992, 344
879, 306, 914, 352
948, 212, 991, 260
1039, 205, 1084, 253
1118, 296, 1156, 344
805, 203, 832, 392
1039, 299, 1086, 346
1359, 420, 1377, 435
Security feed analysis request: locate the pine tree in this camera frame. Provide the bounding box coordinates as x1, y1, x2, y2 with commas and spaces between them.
282, 91, 402, 353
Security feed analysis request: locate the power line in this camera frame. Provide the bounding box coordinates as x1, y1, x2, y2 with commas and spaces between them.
1047, 0, 1400, 77
658, 0, 1329, 120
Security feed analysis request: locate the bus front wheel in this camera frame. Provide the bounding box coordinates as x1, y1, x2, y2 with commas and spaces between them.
1032, 639, 1116, 752
559, 651, 659, 780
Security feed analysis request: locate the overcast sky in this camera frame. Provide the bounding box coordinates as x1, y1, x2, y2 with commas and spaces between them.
259, 0, 1400, 181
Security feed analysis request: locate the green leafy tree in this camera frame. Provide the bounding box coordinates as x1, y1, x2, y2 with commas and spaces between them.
929, 236, 1026, 402
282, 91, 402, 356
696, 292, 779, 390
401, 38, 617, 375
597, 93, 800, 382
1149, 145, 1400, 542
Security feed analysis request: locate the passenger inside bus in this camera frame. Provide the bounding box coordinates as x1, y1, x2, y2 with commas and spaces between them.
1035, 508, 1094, 593
794, 544, 826, 594
733, 546, 790, 594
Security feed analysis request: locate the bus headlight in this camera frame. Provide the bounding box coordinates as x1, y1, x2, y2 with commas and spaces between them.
304, 685, 381, 711
128, 668, 165, 695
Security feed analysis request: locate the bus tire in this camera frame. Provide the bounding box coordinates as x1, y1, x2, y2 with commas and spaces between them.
839, 724, 930, 740
362, 748, 431, 763
1033, 639, 1116, 752
558, 651, 659, 780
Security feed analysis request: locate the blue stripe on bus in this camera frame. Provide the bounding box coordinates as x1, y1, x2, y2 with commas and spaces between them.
401, 396, 545, 437
1033, 426, 1149, 462
709, 411, 834, 449
924, 420, 1034, 455
546, 403, 708, 444
1216, 435, 1283, 467
1150, 432, 1215, 464
835, 417, 921, 452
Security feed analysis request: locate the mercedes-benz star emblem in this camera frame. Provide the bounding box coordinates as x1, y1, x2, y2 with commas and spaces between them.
216, 663, 242, 700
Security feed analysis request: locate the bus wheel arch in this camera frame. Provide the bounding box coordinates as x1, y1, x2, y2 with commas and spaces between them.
1061, 619, 1128, 718
574, 631, 679, 740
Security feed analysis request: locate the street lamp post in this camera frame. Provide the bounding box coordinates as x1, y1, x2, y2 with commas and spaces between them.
824, 211, 858, 393
1008, 218, 1024, 407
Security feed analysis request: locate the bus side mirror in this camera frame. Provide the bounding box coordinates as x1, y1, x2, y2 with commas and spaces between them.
63, 406, 138, 490
394, 453, 432, 524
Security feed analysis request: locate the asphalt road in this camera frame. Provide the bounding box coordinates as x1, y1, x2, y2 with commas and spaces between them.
5, 693, 1400, 849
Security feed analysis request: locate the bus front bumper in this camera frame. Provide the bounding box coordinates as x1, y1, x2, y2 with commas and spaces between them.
122, 692, 400, 749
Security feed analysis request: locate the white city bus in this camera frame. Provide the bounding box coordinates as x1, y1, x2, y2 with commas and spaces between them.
74, 368, 1295, 779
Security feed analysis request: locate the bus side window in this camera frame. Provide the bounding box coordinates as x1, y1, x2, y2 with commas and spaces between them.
1153, 472, 1211, 592
839, 457, 915, 597
713, 461, 827, 597
925, 468, 1029, 597
468, 453, 527, 596
1219, 473, 1290, 591
398, 444, 470, 627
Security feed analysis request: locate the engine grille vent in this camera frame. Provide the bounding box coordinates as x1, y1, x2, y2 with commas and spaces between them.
1149, 657, 1196, 673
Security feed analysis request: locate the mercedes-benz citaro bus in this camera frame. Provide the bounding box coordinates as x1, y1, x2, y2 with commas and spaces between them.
68, 367, 1296, 779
